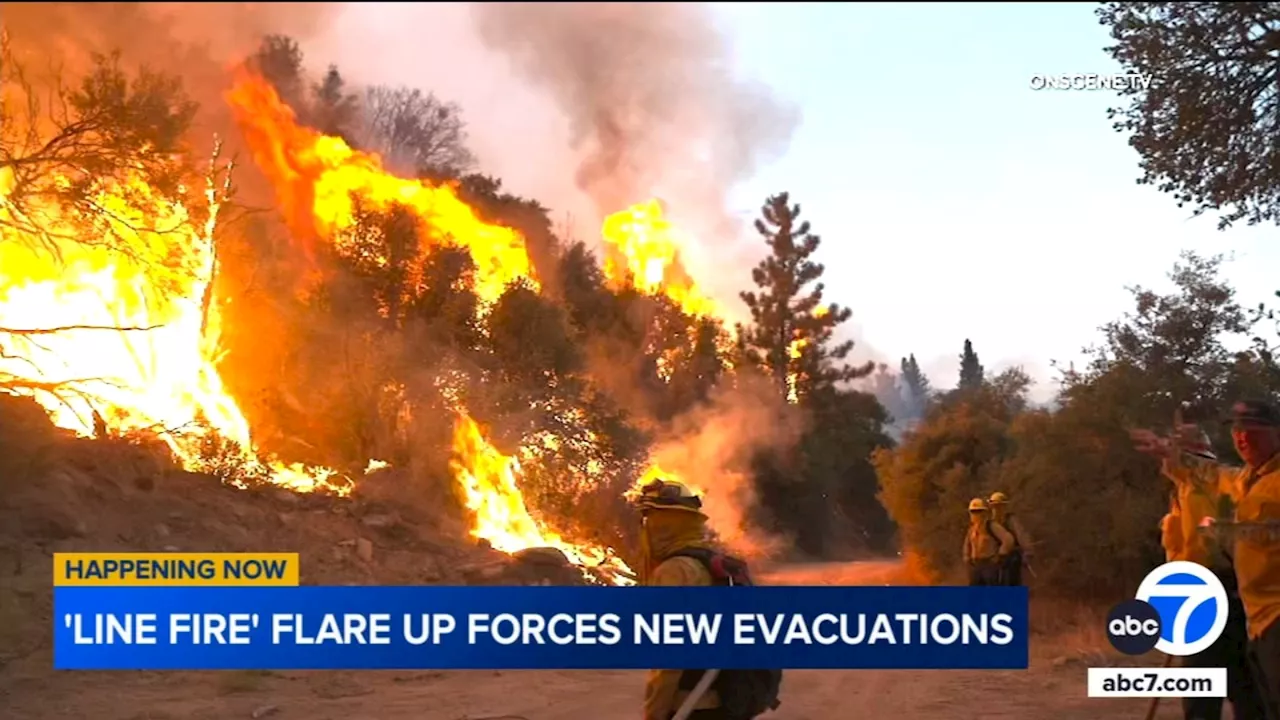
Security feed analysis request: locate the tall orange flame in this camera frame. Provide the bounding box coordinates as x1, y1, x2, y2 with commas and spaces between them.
225, 75, 536, 306
226, 73, 633, 579
450, 412, 635, 586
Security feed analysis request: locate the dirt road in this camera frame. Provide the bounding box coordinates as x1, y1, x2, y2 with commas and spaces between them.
2, 561, 1184, 720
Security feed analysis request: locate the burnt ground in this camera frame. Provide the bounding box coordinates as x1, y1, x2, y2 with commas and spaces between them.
0, 409, 1187, 719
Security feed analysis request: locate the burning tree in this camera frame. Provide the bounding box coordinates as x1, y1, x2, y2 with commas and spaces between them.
733, 192, 891, 556
0, 42, 198, 267
0, 35, 348, 494
0, 40, 205, 403
738, 192, 874, 404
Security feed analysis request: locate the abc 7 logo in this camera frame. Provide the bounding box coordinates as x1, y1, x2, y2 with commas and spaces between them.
1107, 561, 1230, 656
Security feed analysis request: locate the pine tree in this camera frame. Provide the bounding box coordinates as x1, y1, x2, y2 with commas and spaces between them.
739, 192, 873, 403
958, 339, 984, 391
899, 354, 931, 416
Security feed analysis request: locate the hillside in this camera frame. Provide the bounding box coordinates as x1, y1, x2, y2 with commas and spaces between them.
0, 393, 599, 672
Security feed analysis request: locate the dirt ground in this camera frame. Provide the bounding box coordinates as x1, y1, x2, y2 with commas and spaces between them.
0, 412, 1191, 719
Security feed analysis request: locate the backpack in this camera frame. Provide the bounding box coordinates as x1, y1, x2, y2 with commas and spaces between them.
666, 547, 784, 720
1001, 514, 1023, 553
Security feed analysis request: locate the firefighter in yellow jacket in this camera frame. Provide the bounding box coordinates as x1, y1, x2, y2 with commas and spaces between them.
988, 491, 1032, 586
634, 478, 725, 720
1134, 401, 1277, 720
963, 497, 1015, 586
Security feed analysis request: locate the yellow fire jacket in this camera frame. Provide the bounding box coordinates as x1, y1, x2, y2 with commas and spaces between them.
1164, 451, 1280, 638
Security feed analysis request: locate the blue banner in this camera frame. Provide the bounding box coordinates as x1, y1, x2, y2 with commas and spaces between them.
54, 585, 1029, 670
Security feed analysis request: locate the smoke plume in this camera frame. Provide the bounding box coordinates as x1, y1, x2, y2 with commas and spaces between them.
647, 375, 804, 562
0, 2, 340, 154
0, 3, 335, 69
469, 2, 800, 245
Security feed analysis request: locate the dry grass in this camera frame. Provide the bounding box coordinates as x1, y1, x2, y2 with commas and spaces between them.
1024, 594, 1161, 668
1029, 595, 1107, 640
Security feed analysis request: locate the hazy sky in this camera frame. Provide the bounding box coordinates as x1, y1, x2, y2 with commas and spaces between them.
311, 3, 1277, 403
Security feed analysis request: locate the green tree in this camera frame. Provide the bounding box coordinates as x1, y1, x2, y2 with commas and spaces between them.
677, 318, 728, 407
1097, 2, 1280, 229
958, 339, 984, 391
996, 395, 1166, 599
1038, 254, 1251, 587
407, 246, 483, 352
1079, 251, 1250, 433
739, 192, 874, 404
806, 387, 896, 553
556, 241, 621, 334
475, 278, 651, 552
484, 280, 582, 389
874, 375, 1026, 579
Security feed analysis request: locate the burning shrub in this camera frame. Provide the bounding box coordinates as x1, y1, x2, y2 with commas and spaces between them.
188, 432, 274, 488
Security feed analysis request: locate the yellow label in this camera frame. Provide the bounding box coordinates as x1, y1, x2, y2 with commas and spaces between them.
53, 553, 300, 586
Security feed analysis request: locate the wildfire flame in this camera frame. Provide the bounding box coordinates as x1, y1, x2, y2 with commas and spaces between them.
225, 75, 537, 307
450, 412, 635, 586
1, 68, 731, 582
227, 72, 635, 579
0, 158, 349, 494
786, 338, 805, 405
600, 200, 719, 318
786, 306, 828, 404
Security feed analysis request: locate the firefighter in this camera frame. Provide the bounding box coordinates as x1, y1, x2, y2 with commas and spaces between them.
988, 491, 1031, 586
634, 479, 725, 720
963, 497, 1014, 586
1133, 402, 1274, 720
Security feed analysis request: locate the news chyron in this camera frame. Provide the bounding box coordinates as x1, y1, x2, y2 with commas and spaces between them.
1089, 561, 1228, 699
52, 551, 1031, 671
